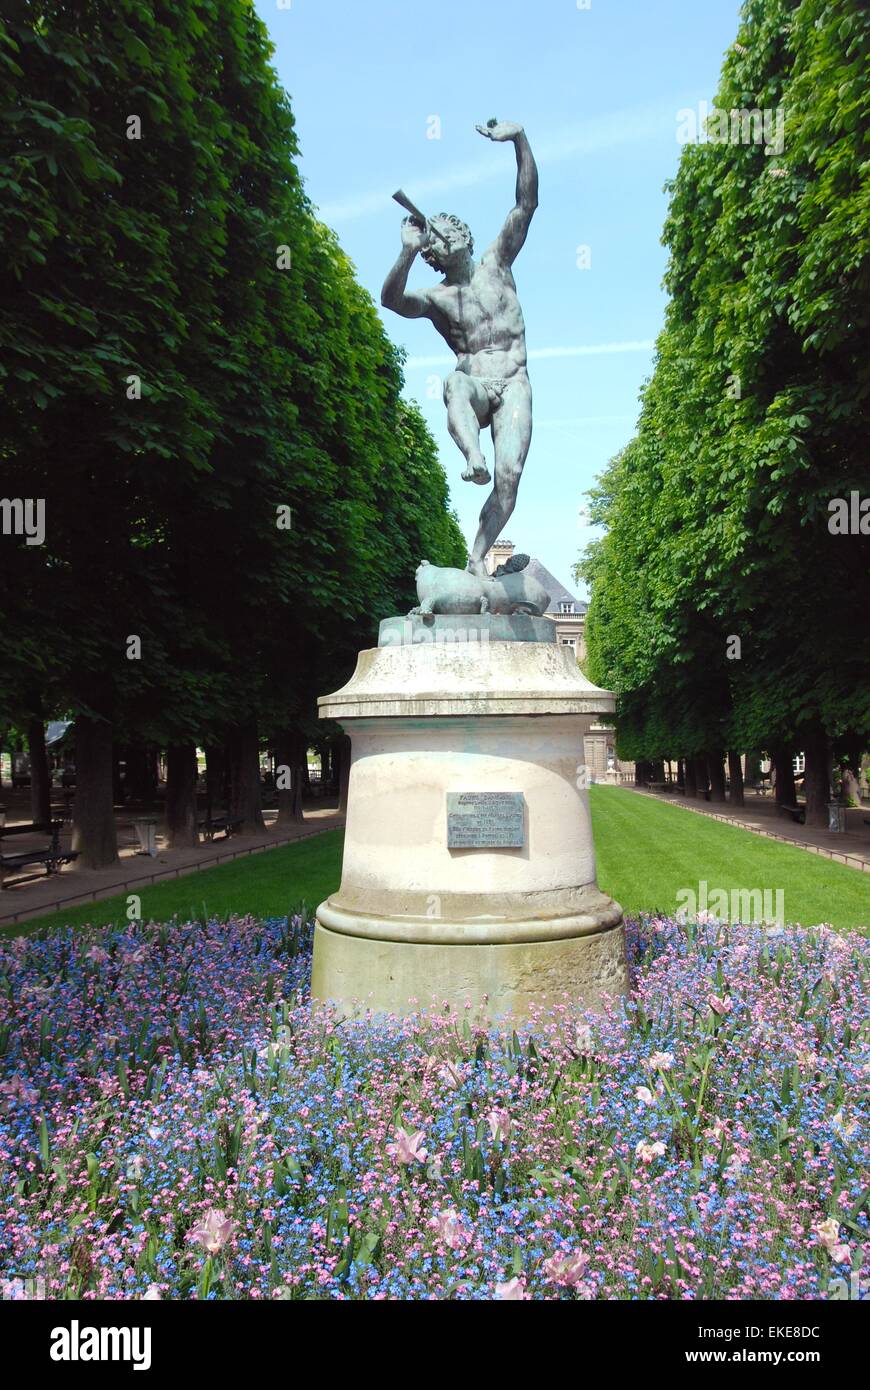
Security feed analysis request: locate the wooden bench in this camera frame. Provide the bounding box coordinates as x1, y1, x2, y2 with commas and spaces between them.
198, 814, 244, 842
778, 802, 806, 824
0, 820, 79, 883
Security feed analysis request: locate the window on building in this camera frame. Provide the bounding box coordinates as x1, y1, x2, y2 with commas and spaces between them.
559, 601, 574, 614
561, 638, 576, 648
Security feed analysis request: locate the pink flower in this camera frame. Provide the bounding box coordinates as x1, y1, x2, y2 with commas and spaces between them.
387, 1126, 428, 1165
142, 1284, 161, 1300
814, 1218, 849, 1263
709, 994, 733, 1015
635, 1140, 666, 1164
486, 1107, 511, 1143
433, 1208, 463, 1249
494, 1277, 526, 1301
188, 1208, 235, 1256
644, 1051, 674, 1073
0, 1076, 38, 1108
543, 1251, 590, 1286
635, 1085, 657, 1107
436, 1059, 463, 1090
832, 1110, 857, 1138
86, 946, 110, 965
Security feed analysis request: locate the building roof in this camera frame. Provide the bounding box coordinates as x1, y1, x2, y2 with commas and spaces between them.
524, 558, 588, 616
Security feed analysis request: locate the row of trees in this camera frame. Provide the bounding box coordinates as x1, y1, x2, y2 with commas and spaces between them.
578, 0, 870, 827
0, 0, 465, 866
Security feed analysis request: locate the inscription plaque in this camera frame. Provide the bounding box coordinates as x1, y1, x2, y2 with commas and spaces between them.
446, 791, 525, 849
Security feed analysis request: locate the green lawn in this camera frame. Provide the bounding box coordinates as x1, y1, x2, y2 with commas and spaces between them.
1, 830, 345, 939
6, 786, 869, 938
592, 786, 869, 933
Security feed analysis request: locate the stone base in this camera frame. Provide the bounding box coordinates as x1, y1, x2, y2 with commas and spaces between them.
378, 612, 556, 647
311, 636, 626, 1023
311, 913, 628, 1022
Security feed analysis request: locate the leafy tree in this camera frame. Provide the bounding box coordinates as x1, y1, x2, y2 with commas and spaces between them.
0, 0, 464, 863
579, 0, 870, 824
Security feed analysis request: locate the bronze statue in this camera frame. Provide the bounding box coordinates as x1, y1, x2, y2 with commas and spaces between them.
382, 121, 538, 581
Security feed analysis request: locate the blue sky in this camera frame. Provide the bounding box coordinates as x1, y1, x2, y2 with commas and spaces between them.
257, 0, 743, 596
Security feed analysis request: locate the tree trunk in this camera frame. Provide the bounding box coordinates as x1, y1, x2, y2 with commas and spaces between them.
841, 767, 861, 805
337, 733, 351, 815
165, 743, 199, 848
28, 715, 51, 825
744, 750, 763, 786
727, 750, 745, 807
112, 741, 125, 804
836, 734, 864, 807
772, 746, 796, 806
124, 742, 159, 803
692, 754, 709, 798
684, 757, 697, 798
274, 730, 305, 826
707, 750, 726, 802
204, 743, 227, 821
72, 716, 119, 869
802, 728, 831, 829
227, 722, 265, 833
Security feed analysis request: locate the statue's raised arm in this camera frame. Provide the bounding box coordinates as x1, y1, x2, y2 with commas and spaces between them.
475, 120, 539, 265
381, 117, 539, 582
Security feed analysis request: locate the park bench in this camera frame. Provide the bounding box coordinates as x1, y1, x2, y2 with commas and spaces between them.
778, 802, 806, 824
198, 814, 244, 841
749, 781, 771, 795
0, 820, 79, 883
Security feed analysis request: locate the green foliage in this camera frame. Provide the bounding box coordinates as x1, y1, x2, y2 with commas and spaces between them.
0, 0, 464, 745
578, 0, 870, 762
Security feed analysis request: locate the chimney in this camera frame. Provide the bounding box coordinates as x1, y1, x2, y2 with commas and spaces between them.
484, 538, 515, 575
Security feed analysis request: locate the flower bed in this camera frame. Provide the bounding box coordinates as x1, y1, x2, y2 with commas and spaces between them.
0, 914, 866, 1299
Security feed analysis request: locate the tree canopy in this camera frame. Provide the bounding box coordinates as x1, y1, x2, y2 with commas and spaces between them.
578, 0, 870, 822
0, 0, 465, 861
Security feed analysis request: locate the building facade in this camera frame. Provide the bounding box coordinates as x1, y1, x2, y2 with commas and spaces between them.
484, 540, 633, 783
484, 539, 588, 661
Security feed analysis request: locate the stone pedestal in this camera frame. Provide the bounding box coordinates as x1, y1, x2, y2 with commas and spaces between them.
312, 618, 626, 1021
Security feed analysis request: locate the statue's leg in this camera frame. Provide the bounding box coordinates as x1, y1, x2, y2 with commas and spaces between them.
467, 374, 532, 576
443, 372, 491, 485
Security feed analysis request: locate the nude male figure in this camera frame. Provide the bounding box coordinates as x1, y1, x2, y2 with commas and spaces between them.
381, 121, 538, 577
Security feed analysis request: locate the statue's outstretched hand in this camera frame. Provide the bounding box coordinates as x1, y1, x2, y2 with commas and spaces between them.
400, 217, 428, 251
476, 120, 523, 142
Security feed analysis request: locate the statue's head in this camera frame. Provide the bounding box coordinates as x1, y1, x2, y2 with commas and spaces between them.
421, 214, 474, 273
